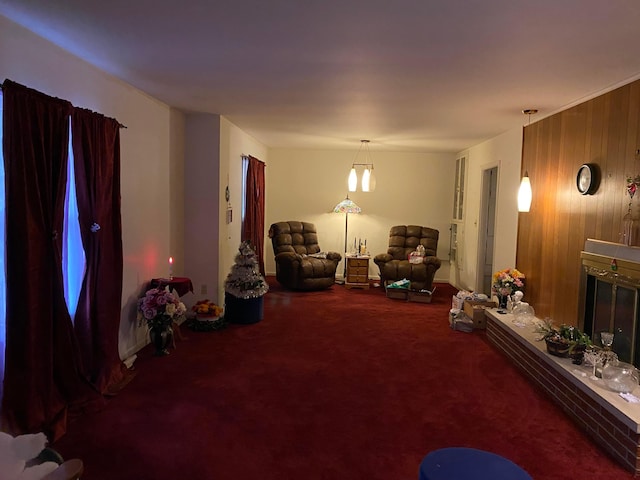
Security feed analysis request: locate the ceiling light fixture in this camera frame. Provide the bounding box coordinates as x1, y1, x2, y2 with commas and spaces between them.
518, 171, 532, 212
348, 140, 376, 192
518, 110, 537, 212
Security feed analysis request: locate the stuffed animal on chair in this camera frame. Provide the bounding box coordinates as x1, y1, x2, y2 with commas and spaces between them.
0, 432, 59, 480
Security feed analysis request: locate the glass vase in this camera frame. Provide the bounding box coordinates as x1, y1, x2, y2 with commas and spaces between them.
150, 324, 173, 356
496, 294, 509, 309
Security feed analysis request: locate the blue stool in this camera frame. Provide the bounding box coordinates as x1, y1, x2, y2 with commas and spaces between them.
419, 447, 532, 480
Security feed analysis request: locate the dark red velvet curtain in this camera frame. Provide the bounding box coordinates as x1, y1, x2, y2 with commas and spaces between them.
71, 108, 127, 395
242, 156, 266, 275
1, 80, 101, 439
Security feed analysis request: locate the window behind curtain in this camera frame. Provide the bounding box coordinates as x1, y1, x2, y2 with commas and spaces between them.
0, 90, 5, 403
241, 156, 248, 225
63, 122, 85, 321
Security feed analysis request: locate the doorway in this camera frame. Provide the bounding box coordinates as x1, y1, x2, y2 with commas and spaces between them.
478, 167, 498, 295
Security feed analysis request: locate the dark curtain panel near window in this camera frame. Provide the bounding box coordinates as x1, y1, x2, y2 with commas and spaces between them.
71, 108, 128, 396
242, 156, 266, 276
1, 80, 102, 439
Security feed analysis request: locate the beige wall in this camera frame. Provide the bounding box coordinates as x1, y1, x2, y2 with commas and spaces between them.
183, 116, 268, 308
454, 127, 524, 292
265, 148, 456, 283
217, 117, 269, 303
169, 109, 186, 294
184, 114, 221, 310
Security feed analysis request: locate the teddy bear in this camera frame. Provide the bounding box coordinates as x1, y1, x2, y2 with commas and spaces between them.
0, 431, 59, 480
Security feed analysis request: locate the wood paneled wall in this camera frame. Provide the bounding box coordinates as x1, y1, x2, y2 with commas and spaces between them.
517, 79, 640, 325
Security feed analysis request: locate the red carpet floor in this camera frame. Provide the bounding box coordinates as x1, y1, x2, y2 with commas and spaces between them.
52, 278, 634, 479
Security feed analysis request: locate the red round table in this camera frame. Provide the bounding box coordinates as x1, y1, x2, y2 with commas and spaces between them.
150, 277, 193, 297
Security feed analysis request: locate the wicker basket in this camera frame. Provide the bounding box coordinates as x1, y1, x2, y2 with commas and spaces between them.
545, 338, 570, 357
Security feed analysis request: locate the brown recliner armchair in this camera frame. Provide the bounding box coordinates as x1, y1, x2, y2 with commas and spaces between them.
269, 221, 342, 291
374, 225, 441, 292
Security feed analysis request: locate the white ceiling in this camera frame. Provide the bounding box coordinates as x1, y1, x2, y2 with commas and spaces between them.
2, 1, 640, 153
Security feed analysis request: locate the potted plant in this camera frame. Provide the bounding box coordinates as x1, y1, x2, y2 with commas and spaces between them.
137, 286, 187, 355
533, 317, 592, 362
224, 240, 269, 324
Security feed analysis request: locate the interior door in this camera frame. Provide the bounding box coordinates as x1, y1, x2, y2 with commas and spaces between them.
480, 167, 498, 295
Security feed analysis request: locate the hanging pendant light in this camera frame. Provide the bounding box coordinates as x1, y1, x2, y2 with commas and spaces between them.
518, 109, 537, 212
362, 167, 371, 192
367, 166, 376, 192
348, 167, 358, 192
518, 171, 532, 212
346, 140, 376, 192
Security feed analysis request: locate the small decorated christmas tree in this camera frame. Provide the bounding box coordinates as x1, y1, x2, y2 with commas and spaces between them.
224, 241, 268, 324
225, 240, 269, 299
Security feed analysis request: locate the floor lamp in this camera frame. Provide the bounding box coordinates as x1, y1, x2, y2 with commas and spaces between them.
333, 195, 362, 281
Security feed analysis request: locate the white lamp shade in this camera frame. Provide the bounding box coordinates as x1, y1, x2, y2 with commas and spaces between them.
348, 167, 358, 192
518, 174, 532, 212
362, 168, 371, 192
368, 168, 376, 192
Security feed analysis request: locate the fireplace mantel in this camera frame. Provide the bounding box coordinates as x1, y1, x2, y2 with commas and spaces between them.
584, 239, 640, 263
582, 239, 640, 287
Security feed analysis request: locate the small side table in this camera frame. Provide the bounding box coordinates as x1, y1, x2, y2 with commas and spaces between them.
345, 255, 370, 289
150, 277, 194, 297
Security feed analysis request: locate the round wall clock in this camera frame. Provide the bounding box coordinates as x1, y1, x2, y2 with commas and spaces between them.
576, 163, 599, 195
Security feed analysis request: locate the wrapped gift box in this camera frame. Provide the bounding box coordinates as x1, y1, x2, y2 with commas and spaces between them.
386, 286, 408, 300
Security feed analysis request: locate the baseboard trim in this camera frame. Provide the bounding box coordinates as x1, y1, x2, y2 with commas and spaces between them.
120, 339, 149, 361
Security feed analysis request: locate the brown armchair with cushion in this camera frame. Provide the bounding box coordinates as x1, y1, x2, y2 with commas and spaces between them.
374, 225, 441, 292
269, 221, 342, 291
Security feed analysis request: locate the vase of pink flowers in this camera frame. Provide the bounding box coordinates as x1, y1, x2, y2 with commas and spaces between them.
137, 287, 187, 356
492, 268, 525, 309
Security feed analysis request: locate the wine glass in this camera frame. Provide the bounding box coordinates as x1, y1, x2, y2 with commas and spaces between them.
601, 332, 614, 350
